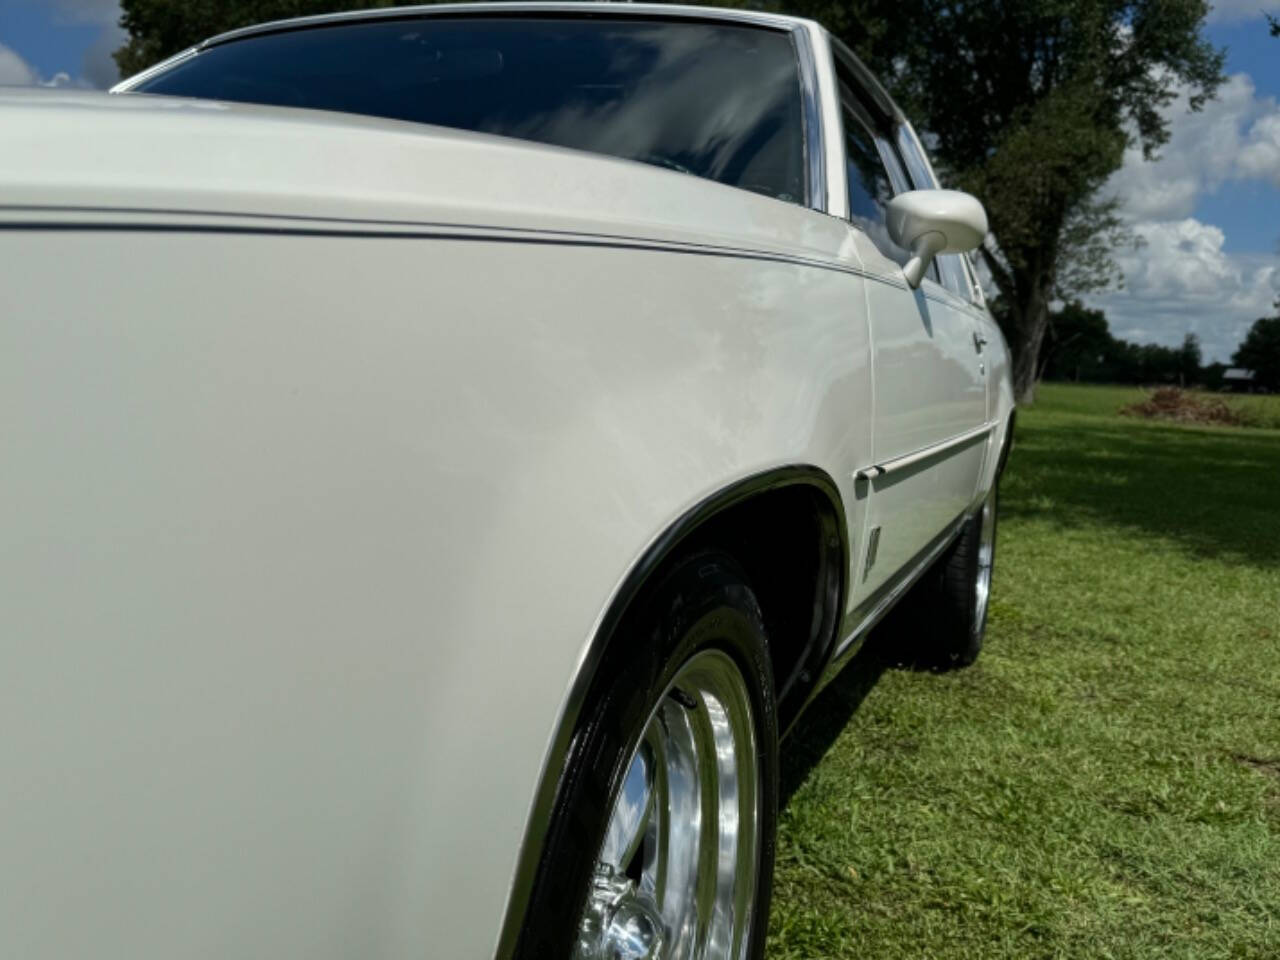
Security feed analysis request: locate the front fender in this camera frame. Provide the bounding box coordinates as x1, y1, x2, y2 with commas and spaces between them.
0, 224, 871, 958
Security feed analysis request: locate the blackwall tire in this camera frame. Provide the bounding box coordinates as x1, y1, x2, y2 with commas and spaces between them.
515, 551, 778, 960
886, 485, 999, 670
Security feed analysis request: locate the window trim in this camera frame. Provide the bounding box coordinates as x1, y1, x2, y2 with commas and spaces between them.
833, 59, 939, 281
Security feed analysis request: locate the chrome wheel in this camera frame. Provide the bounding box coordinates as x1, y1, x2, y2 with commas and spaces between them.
973, 488, 997, 634
575, 649, 760, 960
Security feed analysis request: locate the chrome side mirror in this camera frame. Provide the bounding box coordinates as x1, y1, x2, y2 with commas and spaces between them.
886, 189, 988, 289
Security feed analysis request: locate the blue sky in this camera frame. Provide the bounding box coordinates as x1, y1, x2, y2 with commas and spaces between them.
2, 0, 1278, 361
1085, 6, 1280, 361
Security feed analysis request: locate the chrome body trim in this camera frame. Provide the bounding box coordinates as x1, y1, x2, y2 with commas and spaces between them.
855, 422, 994, 481
0, 205, 882, 282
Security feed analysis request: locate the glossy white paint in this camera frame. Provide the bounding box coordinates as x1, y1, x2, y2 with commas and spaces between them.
886, 189, 989, 288
0, 8, 1013, 959
850, 232, 990, 595
886, 189, 989, 255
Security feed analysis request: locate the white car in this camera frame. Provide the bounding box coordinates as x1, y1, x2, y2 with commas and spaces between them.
0, 5, 1013, 959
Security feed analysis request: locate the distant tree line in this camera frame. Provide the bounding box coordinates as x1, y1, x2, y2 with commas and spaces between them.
1035, 300, 1280, 391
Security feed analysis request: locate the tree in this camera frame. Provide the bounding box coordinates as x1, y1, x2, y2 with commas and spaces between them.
1201, 361, 1228, 391
772, 0, 1223, 402
1033, 302, 1210, 386
114, 1, 397, 77
1232, 309, 1280, 391
1038, 300, 1111, 381
1269, 13, 1279, 37
1177, 332, 1202, 386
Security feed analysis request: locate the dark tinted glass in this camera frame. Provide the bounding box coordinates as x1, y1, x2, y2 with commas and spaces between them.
137, 17, 806, 204
840, 97, 912, 268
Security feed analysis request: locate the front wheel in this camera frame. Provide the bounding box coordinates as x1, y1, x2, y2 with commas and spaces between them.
930, 485, 998, 667
888, 485, 998, 669
518, 552, 778, 960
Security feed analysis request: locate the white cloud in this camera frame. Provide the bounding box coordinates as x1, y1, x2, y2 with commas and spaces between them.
1090, 218, 1279, 362
1105, 74, 1277, 221
1091, 74, 1280, 361
0, 41, 82, 88
1238, 112, 1280, 188
0, 42, 37, 86
0, 1, 124, 88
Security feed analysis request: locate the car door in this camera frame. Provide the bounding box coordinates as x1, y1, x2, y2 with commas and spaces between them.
896, 119, 1003, 432
833, 60, 988, 600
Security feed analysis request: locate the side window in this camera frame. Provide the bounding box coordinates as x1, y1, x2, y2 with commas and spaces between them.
895, 122, 971, 299
839, 80, 913, 269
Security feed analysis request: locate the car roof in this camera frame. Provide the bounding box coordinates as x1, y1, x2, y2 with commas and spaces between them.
198, 2, 811, 50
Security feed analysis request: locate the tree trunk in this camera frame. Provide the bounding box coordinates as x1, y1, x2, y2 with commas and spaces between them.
1011, 282, 1050, 405
978, 241, 1057, 406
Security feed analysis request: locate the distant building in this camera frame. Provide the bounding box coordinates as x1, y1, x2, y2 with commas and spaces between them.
1222, 368, 1257, 392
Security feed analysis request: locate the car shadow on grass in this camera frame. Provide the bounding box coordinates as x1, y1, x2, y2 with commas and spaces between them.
780, 637, 893, 808
1000, 416, 1280, 568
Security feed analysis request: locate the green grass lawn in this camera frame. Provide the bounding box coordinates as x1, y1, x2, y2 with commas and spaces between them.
768, 382, 1280, 959
1034, 382, 1280, 428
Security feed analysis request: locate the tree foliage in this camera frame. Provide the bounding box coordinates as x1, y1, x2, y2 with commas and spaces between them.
1037, 302, 1202, 386
1232, 309, 1280, 391
114, 1, 397, 77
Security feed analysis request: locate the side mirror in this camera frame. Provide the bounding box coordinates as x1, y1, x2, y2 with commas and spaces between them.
886, 189, 988, 289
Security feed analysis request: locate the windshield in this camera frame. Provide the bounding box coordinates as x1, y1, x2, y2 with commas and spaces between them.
134, 16, 807, 205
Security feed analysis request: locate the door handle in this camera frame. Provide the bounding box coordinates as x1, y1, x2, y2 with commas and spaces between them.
973, 330, 987, 353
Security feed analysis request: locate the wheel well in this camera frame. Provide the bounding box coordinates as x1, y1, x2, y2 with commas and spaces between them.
675, 482, 846, 728
496, 468, 846, 959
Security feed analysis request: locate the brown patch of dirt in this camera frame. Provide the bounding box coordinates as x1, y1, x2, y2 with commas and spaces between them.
1119, 387, 1246, 426
1234, 754, 1280, 779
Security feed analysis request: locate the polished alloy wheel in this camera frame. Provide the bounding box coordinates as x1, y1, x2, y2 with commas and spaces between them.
972, 489, 997, 634
574, 649, 760, 960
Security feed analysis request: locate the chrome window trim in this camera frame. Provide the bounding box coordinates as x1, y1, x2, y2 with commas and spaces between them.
854, 421, 994, 481
827, 35, 904, 127
191, 2, 812, 50
964, 253, 989, 309
110, 47, 197, 92
791, 24, 827, 213
809, 26, 847, 220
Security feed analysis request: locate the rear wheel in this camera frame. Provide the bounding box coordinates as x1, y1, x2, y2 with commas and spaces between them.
518, 552, 778, 960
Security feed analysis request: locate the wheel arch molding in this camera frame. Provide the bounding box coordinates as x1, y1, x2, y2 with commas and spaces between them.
495, 463, 849, 960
